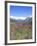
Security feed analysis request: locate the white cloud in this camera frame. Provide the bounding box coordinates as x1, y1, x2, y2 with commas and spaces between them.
10, 16, 32, 20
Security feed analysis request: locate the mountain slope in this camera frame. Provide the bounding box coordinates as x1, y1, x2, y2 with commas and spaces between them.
10, 17, 32, 25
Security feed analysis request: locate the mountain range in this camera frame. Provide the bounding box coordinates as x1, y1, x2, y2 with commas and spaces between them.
10, 17, 32, 25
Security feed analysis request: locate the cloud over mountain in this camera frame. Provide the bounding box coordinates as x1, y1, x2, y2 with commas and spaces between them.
10, 16, 32, 20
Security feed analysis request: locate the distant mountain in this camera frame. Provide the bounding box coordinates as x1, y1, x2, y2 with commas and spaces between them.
24, 17, 32, 23
10, 18, 17, 22
10, 17, 32, 25
23, 17, 32, 25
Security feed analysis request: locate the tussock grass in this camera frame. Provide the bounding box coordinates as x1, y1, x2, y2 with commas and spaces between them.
10, 23, 32, 40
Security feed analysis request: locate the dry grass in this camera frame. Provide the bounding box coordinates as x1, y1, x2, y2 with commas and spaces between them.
10, 23, 32, 40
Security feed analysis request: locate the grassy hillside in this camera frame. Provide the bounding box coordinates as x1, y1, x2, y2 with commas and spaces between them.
10, 22, 32, 40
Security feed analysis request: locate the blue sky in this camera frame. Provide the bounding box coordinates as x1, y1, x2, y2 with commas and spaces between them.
10, 6, 32, 17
